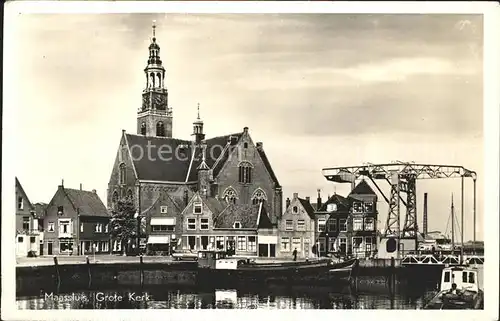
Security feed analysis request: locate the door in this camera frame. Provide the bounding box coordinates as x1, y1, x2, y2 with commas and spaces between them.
258, 244, 268, 257
269, 244, 276, 257
39, 242, 44, 256
48, 242, 53, 255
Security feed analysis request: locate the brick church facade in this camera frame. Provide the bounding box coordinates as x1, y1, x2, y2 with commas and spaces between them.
107, 24, 282, 253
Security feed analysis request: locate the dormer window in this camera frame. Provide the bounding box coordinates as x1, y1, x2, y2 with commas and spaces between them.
161, 206, 168, 214
193, 202, 202, 214
57, 206, 64, 215
233, 221, 241, 229
292, 206, 298, 214
326, 203, 337, 213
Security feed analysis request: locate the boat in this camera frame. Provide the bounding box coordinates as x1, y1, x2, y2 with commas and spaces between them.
423, 265, 484, 309
196, 250, 359, 286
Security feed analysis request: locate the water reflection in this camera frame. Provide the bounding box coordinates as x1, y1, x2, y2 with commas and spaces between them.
17, 283, 437, 310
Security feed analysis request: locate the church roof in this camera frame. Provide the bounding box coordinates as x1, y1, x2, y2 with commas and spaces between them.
63, 188, 109, 217
125, 132, 279, 187
349, 180, 376, 196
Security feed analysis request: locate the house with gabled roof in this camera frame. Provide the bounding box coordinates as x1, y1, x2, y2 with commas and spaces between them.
179, 191, 275, 257
107, 25, 283, 252
43, 182, 111, 255
278, 193, 316, 259
15, 177, 41, 257
315, 179, 378, 258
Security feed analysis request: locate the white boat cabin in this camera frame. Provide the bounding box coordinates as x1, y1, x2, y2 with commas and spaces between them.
197, 250, 239, 270
440, 266, 480, 293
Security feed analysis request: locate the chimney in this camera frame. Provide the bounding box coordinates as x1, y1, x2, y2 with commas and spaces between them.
92, 189, 97, 194
317, 189, 322, 209
423, 193, 428, 237
80, 183, 82, 191
285, 197, 291, 209
293, 192, 298, 199
305, 196, 310, 203
256, 142, 263, 149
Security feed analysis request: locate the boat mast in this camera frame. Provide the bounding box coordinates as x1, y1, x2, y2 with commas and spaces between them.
451, 194, 455, 250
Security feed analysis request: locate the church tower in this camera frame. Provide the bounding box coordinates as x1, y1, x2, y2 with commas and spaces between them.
137, 21, 173, 138
192, 103, 205, 144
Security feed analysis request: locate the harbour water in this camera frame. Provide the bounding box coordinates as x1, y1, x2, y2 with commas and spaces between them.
16, 282, 439, 310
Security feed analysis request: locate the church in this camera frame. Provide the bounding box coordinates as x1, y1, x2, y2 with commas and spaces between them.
107, 24, 282, 254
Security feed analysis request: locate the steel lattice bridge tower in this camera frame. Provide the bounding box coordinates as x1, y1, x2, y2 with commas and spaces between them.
322, 162, 477, 252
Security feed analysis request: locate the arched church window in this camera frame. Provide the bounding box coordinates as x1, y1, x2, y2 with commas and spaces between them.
127, 189, 134, 201
251, 188, 267, 205
156, 121, 165, 137
157, 73, 162, 88
141, 123, 147, 135
151, 73, 156, 88
238, 162, 253, 184
112, 191, 118, 207
222, 187, 238, 204
119, 163, 126, 184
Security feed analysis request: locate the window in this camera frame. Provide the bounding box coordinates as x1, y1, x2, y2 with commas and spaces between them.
364, 217, 375, 231
100, 241, 109, 252
48, 222, 55, 232
352, 202, 363, 213
127, 189, 133, 200
317, 219, 326, 232
80, 223, 84, 233
326, 203, 337, 212
193, 202, 202, 214
318, 237, 326, 252
292, 206, 298, 214
285, 220, 293, 231
60, 241, 73, 253
237, 236, 247, 251
281, 237, 290, 251
353, 218, 363, 231
365, 237, 372, 253
251, 189, 267, 205
468, 272, 475, 284
238, 162, 252, 184
248, 236, 256, 252
297, 220, 305, 231
141, 122, 147, 135
328, 218, 337, 232
57, 206, 64, 214
223, 187, 238, 204
160, 206, 168, 214
462, 272, 468, 283
22, 216, 30, 231
156, 121, 165, 137
339, 219, 347, 232
105, 224, 109, 233
187, 218, 196, 230
244, 142, 248, 149
119, 163, 126, 185
292, 237, 301, 252
352, 237, 363, 254
112, 191, 118, 206
152, 225, 175, 232
200, 218, 209, 230
233, 221, 241, 229
18, 197, 23, 210
339, 238, 347, 253
95, 223, 103, 233
328, 237, 336, 252
364, 202, 374, 213
30, 236, 36, 243
216, 236, 224, 250
59, 219, 71, 234
17, 236, 23, 243
444, 271, 451, 282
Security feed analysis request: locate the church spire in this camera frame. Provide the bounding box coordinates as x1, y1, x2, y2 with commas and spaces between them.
137, 21, 172, 138
192, 103, 205, 144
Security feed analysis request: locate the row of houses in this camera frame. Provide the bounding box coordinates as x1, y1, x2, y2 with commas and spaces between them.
15, 176, 379, 259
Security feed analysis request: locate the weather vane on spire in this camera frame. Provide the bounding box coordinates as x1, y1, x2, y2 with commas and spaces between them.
152, 20, 156, 38
197, 103, 200, 119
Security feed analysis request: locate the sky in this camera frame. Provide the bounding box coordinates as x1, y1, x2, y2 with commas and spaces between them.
5, 13, 484, 241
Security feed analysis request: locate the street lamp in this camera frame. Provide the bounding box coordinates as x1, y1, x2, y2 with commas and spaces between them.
134, 211, 141, 255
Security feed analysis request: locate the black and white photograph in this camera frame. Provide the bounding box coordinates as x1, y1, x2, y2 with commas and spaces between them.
2, 1, 499, 319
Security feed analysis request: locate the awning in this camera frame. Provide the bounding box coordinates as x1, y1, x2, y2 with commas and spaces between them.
150, 217, 175, 225
147, 235, 170, 244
